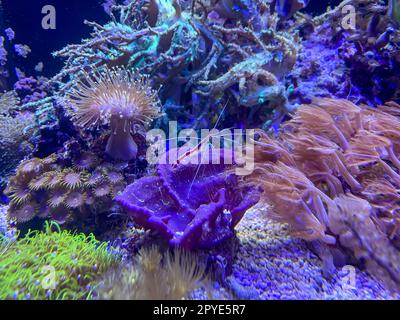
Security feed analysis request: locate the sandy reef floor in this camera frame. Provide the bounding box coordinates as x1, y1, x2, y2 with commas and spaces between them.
215, 205, 398, 300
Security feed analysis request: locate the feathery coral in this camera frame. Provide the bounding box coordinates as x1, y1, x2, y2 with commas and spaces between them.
97, 246, 206, 300
244, 98, 400, 291
66, 66, 161, 161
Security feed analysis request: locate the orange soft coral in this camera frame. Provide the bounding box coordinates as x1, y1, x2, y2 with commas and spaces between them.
66, 66, 161, 161
244, 99, 400, 290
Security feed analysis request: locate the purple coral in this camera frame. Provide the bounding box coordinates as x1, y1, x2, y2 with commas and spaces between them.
4, 28, 15, 42
14, 44, 31, 59
14, 76, 49, 104
116, 149, 261, 250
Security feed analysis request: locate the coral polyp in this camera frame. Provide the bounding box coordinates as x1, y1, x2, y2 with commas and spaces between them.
66, 67, 161, 161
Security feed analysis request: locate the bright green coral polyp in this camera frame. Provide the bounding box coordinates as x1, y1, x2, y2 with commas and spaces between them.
0, 222, 118, 300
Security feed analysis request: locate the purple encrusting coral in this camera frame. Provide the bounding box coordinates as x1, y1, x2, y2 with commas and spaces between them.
14, 44, 31, 59
287, 29, 356, 105
116, 149, 262, 250
288, 0, 400, 107
14, 76, 50, 104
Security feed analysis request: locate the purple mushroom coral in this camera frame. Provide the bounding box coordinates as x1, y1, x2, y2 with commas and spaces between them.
116, 149, 262, 250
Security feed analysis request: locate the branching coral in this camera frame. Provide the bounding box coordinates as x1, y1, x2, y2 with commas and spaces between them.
66, 66, 161, 161
4, 152, 127, 226
53, 0, 300, 130
243, 98, 400, 291
97, 245, 206, 299
0, 221, 119, 300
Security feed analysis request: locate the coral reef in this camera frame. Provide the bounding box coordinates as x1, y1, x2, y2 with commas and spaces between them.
289, 0, 400, 106
2, 0, 400, 300
116, 149, 261, 249
0, 221, 119, 300
243, 98, 400, 291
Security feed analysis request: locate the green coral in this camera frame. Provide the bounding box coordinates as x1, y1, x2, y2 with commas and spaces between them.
0, 221, 119, 300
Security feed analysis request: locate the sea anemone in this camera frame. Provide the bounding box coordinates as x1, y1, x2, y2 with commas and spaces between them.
5, 153, 127, 227
6, 183, 31, 205
44, 172, 62, 188
28, 175, 50, 190
97, 246, 206, 300
106, 171, 124, 184
66, 66, 161, 161
245, 98, 400, 290
86, 170, 104, 187
73, 152, 98, 170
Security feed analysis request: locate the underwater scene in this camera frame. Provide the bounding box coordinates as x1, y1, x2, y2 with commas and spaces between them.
0, 0, 400, 302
